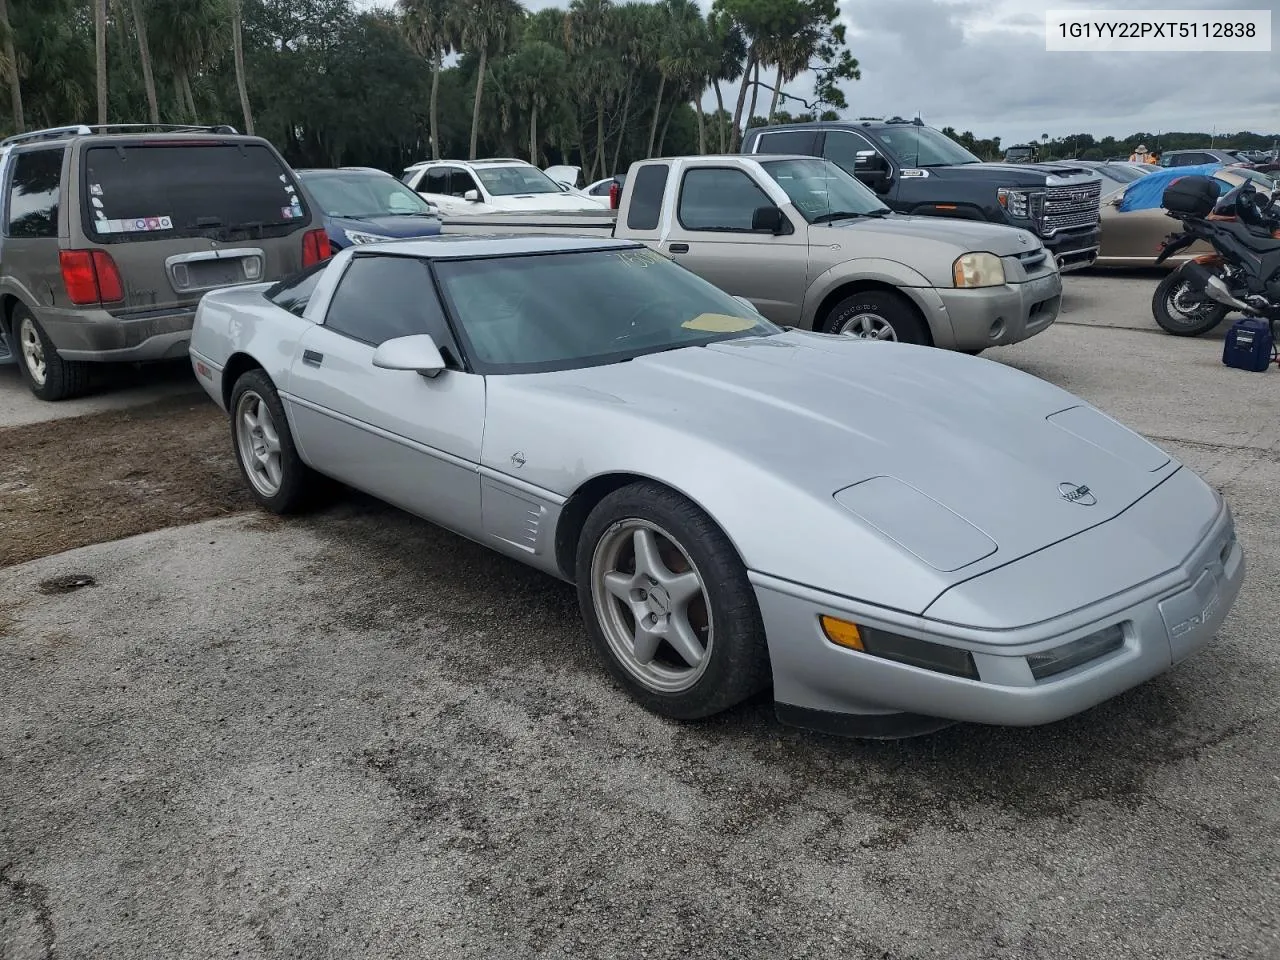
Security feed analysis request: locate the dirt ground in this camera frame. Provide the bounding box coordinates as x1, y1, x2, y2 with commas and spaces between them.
0, 393, 253, 568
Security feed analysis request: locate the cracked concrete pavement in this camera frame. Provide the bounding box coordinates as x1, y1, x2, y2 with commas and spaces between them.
1, 271, 1278, 959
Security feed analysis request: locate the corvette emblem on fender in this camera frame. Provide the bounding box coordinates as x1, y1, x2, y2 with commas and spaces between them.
1058, 482, 1096, 506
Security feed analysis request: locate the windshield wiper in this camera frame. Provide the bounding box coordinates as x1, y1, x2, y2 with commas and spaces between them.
812, 210, 889, 223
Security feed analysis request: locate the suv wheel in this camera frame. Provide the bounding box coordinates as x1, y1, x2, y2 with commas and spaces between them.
13, 305, 91, 401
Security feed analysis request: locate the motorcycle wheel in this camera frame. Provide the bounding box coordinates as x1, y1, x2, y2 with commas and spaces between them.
1152, 268, 1229, 337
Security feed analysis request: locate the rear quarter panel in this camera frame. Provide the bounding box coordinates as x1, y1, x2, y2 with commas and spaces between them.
190, 283, 309, 411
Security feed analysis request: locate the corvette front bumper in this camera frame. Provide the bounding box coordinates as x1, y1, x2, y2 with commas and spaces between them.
752, 475, 1244, 738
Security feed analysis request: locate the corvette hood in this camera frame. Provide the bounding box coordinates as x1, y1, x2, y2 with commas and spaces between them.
494, 331, 1178, 605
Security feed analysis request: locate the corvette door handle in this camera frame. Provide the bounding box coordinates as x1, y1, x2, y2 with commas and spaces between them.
668, 243, 689, 253
302, 349, 323, 368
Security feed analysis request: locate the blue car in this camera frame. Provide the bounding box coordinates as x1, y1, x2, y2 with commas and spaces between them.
295, 166, 443, 250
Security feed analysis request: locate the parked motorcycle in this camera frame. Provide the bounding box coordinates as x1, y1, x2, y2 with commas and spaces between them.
1151, 178, 1280, 336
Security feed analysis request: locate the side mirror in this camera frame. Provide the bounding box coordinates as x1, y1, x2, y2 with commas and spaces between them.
751, 205, 786, 234
464, 189, 480, 202
372, 334, 447, 379
855, 150, 888, 173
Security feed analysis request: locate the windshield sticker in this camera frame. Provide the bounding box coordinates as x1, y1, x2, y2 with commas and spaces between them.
90, 197, 103, 209
682, 313, 758, 333
89, 182, 103, 196
611, 249, 662, 269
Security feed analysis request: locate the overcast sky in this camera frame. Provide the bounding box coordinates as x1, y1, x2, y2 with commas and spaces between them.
362, 0, 1279, 144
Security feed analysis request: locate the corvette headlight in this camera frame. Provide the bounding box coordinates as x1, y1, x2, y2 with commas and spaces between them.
952, 252, 1005, 288
344, 229, 394, 245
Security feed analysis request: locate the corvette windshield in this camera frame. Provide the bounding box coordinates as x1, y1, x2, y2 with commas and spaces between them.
434, 247, 780, 373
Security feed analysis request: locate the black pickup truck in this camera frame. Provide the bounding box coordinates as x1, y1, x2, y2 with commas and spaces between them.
743, 118, 1102, 272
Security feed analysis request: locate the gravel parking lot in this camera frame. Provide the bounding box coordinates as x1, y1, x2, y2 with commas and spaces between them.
2, 271, 1278, 960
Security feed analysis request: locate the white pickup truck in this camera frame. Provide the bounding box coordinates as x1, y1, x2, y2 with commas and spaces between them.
439, 154, 1063, 352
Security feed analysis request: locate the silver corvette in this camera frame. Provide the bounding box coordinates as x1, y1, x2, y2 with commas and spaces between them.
189, 236, 1245, 738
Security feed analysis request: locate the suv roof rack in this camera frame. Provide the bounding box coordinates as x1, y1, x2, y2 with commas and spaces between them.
0, 122, 239, 148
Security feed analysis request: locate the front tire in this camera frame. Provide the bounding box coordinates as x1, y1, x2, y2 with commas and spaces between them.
13, 305, 91, 401
576, 482, 771, 720
229, 369, 317, 514
1153, 268, 1229, 337
822, 289, 929, 345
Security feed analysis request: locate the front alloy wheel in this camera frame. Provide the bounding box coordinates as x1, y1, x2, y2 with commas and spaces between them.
576, 481, 771, 720
591, 519, 714, 694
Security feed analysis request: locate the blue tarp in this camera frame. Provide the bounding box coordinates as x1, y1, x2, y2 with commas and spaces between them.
1117, 162, 1225, 213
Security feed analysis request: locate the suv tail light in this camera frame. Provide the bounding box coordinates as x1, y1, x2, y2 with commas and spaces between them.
59, 250, 124, 305
302, 228, 331, 267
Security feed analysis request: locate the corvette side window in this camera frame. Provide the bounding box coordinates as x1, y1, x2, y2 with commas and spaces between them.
264, 261, 327, 317
323, 255, 456, 356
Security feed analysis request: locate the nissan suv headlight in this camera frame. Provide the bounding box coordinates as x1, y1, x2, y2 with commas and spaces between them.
953, 252, 1005, 288
344, 228, 394, 245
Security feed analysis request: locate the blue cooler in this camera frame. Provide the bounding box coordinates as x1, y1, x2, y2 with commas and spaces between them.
1222, 318, 1275, 372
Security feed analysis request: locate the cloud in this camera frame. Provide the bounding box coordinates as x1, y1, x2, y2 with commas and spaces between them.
835, 0, 1279, 142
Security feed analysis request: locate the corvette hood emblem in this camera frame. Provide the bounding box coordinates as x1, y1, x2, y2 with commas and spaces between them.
1058, 482, 1096, 506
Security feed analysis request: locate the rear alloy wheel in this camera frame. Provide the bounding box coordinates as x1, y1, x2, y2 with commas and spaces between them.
1152, 269, 1229, 337
13, 306, 91, 401
823, 289, 928, 345
577, 482, 771, 720
230, 369, 317, 514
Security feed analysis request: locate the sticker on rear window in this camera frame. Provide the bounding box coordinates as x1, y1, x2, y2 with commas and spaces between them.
89, 182, 103, 196
93, 215, 173, 234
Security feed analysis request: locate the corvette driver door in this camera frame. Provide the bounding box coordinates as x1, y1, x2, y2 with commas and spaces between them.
285, 252, 485, 534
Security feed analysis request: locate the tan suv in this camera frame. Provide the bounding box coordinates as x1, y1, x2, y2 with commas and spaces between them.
0, 124, 332, 400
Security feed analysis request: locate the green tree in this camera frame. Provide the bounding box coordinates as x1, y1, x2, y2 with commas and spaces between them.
0, 0, 23, 130
454, 0, 524, 159
400, 0, 457, 160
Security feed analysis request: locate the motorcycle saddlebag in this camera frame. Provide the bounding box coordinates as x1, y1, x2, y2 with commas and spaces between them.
1222, 318, 1275, 372
1163, 175, 1221, 217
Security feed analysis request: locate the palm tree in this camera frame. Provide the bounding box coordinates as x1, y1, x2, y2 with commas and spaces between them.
125, 0, 159, 123
230, 0, 253, 133
456, 0, 525, 160
94, 0, 108, 124
149, 0, 226, 122
608, 2, 648, 174
0, 0, 23, 131
400, 0, 456, 160
706, 10, 744, 153
506, 40, 566, 163
565, 0, 615, 177
647, 0, 700, 158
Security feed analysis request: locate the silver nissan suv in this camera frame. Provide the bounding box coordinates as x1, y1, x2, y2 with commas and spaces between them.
0, 124, 332, 400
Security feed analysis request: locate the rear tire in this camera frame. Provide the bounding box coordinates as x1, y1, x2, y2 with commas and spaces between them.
229, 369, 318, 514
1153, 269, 1229, 337
822, 289, 929, 345
576, 481, 771, 721
13, 305, 92, 401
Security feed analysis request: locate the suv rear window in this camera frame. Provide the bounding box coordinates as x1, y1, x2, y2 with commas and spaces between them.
81, 143, 309, 242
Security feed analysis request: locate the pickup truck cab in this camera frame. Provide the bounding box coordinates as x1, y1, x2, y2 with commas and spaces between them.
742, 118, 1103, 273
440, 154, 1062, 353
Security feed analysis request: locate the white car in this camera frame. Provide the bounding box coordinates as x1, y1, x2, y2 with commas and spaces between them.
401, 158, 604, 216
544, 166, 613, 208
